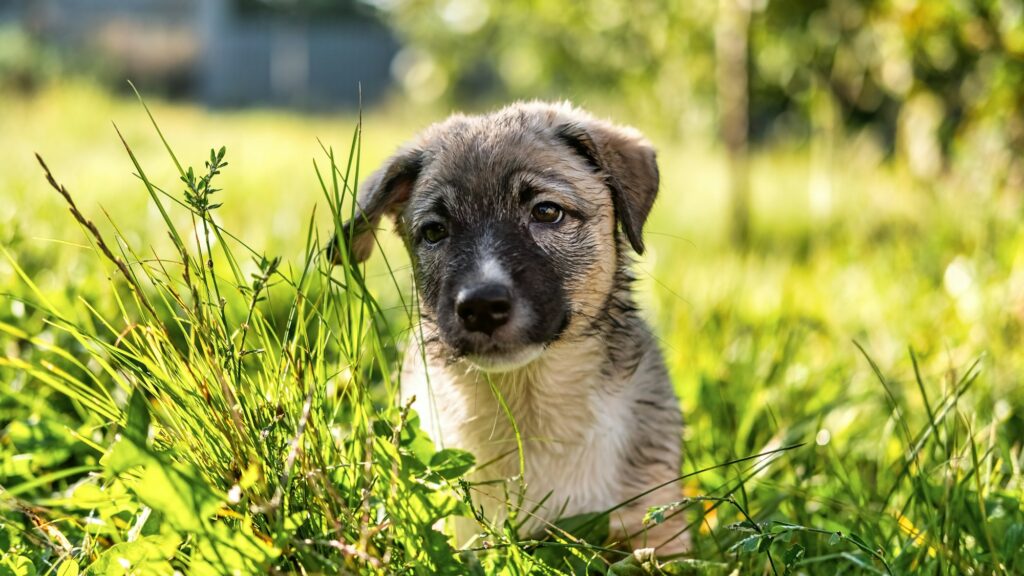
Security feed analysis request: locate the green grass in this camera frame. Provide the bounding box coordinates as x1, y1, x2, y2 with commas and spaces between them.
1, 82, 1022, 575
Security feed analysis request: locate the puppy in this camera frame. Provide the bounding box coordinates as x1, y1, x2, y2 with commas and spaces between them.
334, 102, 686, 553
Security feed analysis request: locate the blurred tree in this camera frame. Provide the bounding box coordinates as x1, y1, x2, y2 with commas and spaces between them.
0, 25, 61, 93
375, 0, 716, 125
749, 0, 1024, 188
375, 0, 1024, 235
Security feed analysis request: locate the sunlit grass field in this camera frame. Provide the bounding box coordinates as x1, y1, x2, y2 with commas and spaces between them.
1, 82, 1022, 574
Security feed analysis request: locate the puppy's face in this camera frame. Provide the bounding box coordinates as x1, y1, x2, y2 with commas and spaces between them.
336, 103, 659, 371
403, 127, 614, 370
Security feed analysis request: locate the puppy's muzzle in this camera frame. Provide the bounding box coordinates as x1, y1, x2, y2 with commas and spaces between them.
455, 283, 511, 336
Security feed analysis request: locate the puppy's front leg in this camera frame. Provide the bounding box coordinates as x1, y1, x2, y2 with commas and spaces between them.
614, 469, 691, 555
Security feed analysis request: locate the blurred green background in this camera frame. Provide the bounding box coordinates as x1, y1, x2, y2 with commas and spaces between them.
2, 0, 1024, 573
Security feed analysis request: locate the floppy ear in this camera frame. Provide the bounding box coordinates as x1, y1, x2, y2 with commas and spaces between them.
330, 146, 424, 265
555, 120, 659, 254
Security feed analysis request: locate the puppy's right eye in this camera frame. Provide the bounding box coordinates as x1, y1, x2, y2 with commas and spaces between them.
421, 222, 449, 244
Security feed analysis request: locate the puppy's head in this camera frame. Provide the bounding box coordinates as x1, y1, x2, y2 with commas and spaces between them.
334, 102, 659, 371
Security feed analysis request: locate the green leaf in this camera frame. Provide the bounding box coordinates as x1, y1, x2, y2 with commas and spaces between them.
1003, 523, 1024, 563
56, 559, 80, 576
428, 448, 475, 480
0, 556, 35, 576
783, 543, 805, 566
103, 436, 221, 533
124, 388, 150, 445
736, 534, 761, 554
86, 535, 179, 576
846, 532, 871, 550
607, 550, 661, 576
238, 462, 261, 490
401, 410, 440, 465
192, 522, 278, 575
643, 500, 688, 527
608, 555, 647, 576
100, 435, 278, 572
782, 541, 806, 569
64, 479, 138, 526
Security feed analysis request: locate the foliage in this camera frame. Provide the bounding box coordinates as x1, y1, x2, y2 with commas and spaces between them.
380, 0, 1024, 180
379, 0, 716, 127
750, 0, 1024, 178
0, 85, 1022, 574
0, 25, 61, 94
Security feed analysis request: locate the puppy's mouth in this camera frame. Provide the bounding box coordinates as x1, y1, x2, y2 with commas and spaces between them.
463, 344, 545, 373
445, 311, 570, 373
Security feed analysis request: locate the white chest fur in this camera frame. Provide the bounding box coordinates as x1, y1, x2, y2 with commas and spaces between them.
402, 337, 636, 538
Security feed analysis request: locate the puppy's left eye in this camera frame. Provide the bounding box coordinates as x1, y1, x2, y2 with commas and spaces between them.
531, 202, 564, 224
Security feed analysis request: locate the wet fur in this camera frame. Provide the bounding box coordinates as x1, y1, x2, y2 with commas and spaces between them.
335, 102, 687, 552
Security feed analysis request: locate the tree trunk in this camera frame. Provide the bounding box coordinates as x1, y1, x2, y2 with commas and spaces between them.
716, 0, 752, 249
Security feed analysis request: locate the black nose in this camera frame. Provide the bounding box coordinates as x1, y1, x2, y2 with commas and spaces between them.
456, 284, 512, 335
